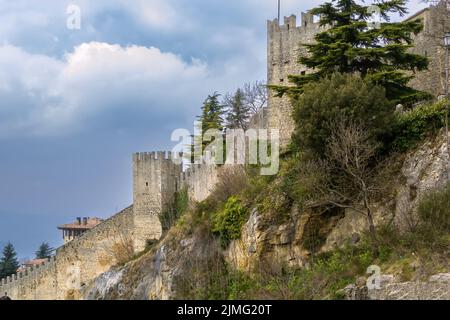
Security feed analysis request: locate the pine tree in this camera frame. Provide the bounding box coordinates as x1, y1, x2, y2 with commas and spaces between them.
191, 92, 225, 162
225, 89, 251, 130
35, 242, 52, 259
0, 243, 19, 279
273, 0, 431, 105
198, 92, 224, 133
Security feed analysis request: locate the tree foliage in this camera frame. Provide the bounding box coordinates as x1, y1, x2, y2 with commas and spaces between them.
291, 73, 395, 156
392, 100, 448, 151
298, 120, 384, 253
0, 243, 19, 279
273, 0, 431, 105
224, 89, 251, 130
223, 81, 268, 130
191, 92, 225, 161
35, 242, 52, 259
242, 81, 268, 115
212, 196, 248, 248
197, 92, 225, 133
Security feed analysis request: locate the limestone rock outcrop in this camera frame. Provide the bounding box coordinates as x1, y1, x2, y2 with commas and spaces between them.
342, 273, 450, 300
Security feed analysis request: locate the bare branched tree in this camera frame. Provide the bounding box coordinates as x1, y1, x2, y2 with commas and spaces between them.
243, 81, 268, 116
209, 165, 249, 204
101, 219, 135, 265
223, 81, 268, 130
303, 120, 383, 253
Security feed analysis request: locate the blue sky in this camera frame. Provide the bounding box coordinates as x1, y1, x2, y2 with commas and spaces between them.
0, 0, 427, 259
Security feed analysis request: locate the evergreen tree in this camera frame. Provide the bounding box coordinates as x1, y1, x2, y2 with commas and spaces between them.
274, 0, 431, 105
35, 242, 52, 259
197, 92, 224, 133
191, 92, 225, 162
291, 73, 395, 156
225, 89, 251, 130
0, 243, 19, 279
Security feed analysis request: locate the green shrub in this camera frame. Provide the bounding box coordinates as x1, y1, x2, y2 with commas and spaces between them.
209, 166, 249, 204
418, 183, 450, 232
175, 187, 189, 216
212, 196, 249, 248
392, 101, 447, 151
160, 188, 189, 230
291, 73, 396, 157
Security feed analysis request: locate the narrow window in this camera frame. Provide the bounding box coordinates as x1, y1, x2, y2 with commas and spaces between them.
146, 182, 149, 187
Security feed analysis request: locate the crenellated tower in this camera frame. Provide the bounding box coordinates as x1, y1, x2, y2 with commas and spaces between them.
132, 151, 182, 251
267, 12, 326, 146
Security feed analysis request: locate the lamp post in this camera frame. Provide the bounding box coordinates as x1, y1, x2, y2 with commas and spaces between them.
445, 33, 450, 181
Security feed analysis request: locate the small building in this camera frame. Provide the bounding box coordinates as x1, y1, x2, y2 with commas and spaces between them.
17, 258, 48, 273
57, 217, 103, 244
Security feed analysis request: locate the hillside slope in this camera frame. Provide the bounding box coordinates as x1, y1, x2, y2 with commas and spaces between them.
82, 132, 449, 300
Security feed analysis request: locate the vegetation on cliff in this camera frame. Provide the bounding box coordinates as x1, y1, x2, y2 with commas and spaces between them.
164, 78, 449, 299
86, 80, 449, 300
168, 175, 449, 300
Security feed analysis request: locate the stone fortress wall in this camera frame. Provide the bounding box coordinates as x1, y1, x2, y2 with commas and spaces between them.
1, 3, 447, 300
406, 2, 450, 98
267, 3, 449, 146
178, 163, 220, 202
0, 206, 134, 299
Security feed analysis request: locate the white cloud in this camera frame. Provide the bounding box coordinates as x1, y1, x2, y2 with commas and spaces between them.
131, 0, 183, 30
0, 42, 207, 137
0, 0, 428, 138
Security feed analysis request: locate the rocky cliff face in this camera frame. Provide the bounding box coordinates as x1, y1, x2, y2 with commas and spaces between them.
225, 133, 448, 273
342, 273, 450, 300
83, 133, 449, 300
324, 133, 449, 249
82, 229, 221, 300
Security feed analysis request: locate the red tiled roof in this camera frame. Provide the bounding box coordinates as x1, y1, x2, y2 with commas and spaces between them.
24, 259, 47, 266
16, 259, 48, 272
57, 217, 103, 230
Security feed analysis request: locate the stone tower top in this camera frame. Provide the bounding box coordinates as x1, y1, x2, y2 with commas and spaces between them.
267, 11, 326, 146
267, 12, 321, 34
132, 151, 182, 251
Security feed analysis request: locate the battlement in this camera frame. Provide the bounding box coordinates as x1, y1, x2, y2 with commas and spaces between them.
133, 150, 183, 251
133, 151, 183, 161
0, 206, 134, 300
267, 11, 325, 147
0, 256, 56, 289
267, 12, 321, 34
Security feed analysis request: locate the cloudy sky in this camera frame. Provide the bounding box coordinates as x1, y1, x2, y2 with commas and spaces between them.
0, 0, 427, 259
